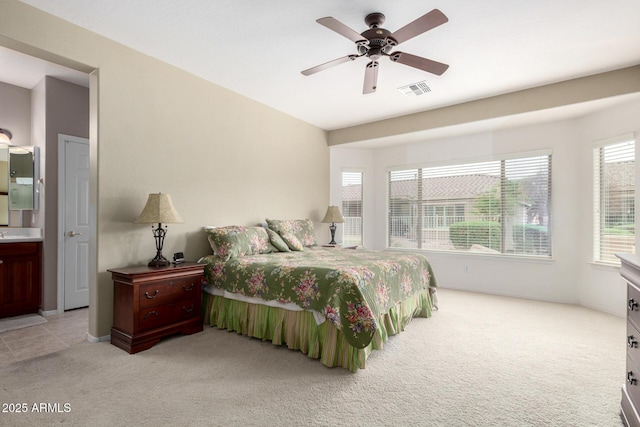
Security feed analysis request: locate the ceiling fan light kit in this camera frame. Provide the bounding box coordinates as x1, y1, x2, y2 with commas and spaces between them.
302, 9, 449, 94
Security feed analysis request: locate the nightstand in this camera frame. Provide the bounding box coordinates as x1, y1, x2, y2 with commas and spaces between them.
322, 244, 358, 249
109, 262, 204, 354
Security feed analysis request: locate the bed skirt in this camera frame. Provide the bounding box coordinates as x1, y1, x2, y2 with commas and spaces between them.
202, 288, 435, 372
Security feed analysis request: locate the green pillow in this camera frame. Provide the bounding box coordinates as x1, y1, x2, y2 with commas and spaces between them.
266, 228, 290, 252
265, 219, 317, 247
280, 232, 304, 251
206, 226, 272, 261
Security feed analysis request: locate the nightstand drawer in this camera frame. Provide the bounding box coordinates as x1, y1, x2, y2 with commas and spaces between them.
138, 304, 174, 332
139, 276, 200, 308
171, 298, 199, 321
629, 321, 640, 365
628, 354, 640, 410
629, 283, 640, 331
138, 299, 199, 332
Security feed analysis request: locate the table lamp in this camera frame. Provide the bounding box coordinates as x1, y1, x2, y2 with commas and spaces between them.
135, 193, 183, 267
321, 205, 344, 245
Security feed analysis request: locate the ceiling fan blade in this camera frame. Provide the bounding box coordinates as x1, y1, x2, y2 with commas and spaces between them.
389, 52, 449, 75
301, 55, 358, 76
388, 9, 448, 45
363, 61, 379, 94
317, 17, 369, 45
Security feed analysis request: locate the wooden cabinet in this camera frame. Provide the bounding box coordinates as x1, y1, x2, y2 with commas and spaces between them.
109, 262, 205, 354
0, 242, 42, 319
618, 254, 640, 426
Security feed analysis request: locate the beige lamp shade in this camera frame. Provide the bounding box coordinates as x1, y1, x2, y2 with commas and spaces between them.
321, 206, 344, 224
135, 193, 184, 224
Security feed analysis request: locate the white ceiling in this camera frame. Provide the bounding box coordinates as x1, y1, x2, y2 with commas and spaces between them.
11, 0, 640, 132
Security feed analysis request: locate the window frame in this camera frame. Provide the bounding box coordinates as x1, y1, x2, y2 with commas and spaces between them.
593, 133, 636, 265
341, 168, 365, 247
386, 150, 552, 258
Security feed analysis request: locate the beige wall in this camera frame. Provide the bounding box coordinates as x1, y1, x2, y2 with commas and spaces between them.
0, 81, 31, 147
0, 0, 329, 338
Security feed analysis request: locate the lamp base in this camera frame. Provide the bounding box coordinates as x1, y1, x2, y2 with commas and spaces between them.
328, 222, 337, 245
148, 224, 170, 267
148, 253, 170, 267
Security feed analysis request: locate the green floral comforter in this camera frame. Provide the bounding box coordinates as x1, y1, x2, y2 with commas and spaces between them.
200, 247, 437, 349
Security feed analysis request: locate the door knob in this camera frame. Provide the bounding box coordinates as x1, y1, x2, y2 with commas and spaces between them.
68, 231, 83, 237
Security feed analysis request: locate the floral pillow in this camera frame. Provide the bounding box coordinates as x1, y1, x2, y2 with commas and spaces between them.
206, 226, 273, 261
280, 232, 304, 251
265, 219, 317, 247
266, 228, 290, 252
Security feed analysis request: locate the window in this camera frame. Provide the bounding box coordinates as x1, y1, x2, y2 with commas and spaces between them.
388, 153, 551, 257
594, 135, 635, 263
342, 170, 363, 246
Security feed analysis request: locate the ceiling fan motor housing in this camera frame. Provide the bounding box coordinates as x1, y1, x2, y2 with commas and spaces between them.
359, 13, 395, 60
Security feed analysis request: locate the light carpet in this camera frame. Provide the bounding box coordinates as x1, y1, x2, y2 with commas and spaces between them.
0, 313, 46, 333
0, 289, 626, 426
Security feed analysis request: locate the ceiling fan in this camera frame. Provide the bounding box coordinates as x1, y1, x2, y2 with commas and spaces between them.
301, 9, 449, 94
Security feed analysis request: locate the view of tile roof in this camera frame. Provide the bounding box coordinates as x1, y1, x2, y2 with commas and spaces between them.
605, 161, 635, 190
343, 174, 501, 201
342, 161, 633, 202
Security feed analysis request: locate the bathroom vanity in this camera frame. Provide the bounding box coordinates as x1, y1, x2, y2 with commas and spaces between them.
0, 237, 42, 319
0, 143, 43, 318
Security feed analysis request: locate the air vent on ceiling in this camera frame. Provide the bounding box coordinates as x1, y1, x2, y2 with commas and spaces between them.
398, 81, 431, 96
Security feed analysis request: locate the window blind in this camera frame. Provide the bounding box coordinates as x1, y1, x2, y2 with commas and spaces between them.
388, 154, 551, 256
594, 137, 635, 263
342, 171, 363, 246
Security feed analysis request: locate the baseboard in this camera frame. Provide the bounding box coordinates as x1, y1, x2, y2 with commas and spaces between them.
39, 309, 59, 317
578, 301, 624, 318
87, 333, 111, 343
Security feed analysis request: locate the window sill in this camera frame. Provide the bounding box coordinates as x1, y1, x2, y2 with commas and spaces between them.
385, 247, 555, 264
589, 261, 621, 271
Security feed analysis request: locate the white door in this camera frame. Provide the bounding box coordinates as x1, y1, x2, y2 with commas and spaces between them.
61, 136, 90, 310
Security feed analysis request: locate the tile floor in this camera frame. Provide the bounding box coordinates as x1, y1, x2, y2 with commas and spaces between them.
0, 308, 88, 368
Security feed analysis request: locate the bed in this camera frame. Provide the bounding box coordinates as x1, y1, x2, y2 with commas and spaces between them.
199, 220, 437, 371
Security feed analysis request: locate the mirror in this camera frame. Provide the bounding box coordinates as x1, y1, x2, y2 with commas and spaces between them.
9, 146, 39, 211
0, 145, 39, 225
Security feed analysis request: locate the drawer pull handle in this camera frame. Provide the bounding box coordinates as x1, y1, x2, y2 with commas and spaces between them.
628, 371, 637, 386
182, 304, 194, 313
144, 310, 159, 320
145, 290, 159, 299
629, 336, 638, 348
629, 299, 639, 311
183, 283, 195, 292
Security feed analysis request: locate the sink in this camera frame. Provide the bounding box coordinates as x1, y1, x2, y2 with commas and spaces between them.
0, 228, 43, 242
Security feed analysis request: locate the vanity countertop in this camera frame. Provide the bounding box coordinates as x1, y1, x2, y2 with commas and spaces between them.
0, 228, 43, 243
